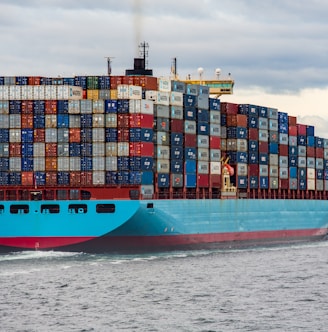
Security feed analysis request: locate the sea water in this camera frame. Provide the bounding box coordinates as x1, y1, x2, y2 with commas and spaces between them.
0, 241, 328, 332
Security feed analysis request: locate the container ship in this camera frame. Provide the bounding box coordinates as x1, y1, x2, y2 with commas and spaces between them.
0, 44, 328, 253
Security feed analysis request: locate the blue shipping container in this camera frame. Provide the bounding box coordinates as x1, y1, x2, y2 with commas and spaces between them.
157, 173, 170, 187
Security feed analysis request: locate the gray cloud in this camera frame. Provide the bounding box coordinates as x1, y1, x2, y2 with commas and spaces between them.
0, 0, 327, 93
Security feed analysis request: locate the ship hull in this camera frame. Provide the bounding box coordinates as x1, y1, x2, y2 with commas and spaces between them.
0, 198, 327, 253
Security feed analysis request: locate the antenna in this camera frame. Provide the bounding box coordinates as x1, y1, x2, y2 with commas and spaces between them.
104, 57, 115, 76
139, 42, 149, 69
198, 67, 204, 84
171, 57, 177, 79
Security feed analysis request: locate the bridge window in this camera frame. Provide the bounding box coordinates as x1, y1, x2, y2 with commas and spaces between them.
41, 204, 60, 214
68, 204, 87, 214
10, 204, 29, 214
0, 204, 4, 213
96, 204, 115, 213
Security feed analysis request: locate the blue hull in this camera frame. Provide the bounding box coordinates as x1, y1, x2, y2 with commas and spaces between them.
0, 198, 328, 252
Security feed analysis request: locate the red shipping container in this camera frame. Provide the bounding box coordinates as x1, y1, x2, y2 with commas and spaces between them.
210, 136, 221, 149
279, 144, 289, 156
248, 128, 258, 140
28, 76, 42, 85
122, 76, 135, 85
80, 171, 93, 186
288, 116, 297, 126
45, 143, 57, 157
46, 171, 57, 185
259, 141, 268, 153
45, 100, 57, 114
9, 143, 21, 157
170, 119, 184, 132
307, 147, 315, 157
221, 102, 238, 115
34, 129, 45, 142
184, 133, 197, 147
21, 114, 34, 128
117, 128, 130, 142
248, 164, 259, 176
210, 174, 221, 188
21, 100, 34, 114
197, 174, 209, 187
129, 114, 141, 127
129, 142, 141, 156
140, 114, 154, 128
21, 172, 34, 186
69, 128, 81, 143
297, 124, 307, 135
289, 126, 297, 136
110, 76, 124, 90
140, 76, 158, 90
117, 114, 130, 128
316, 147, 324, 158
280, 179, 289, 189
82, 90, 87, 99
226, 115, 237, 127
140, 142, 154, 157
236, 114, 247, 127
70, 172, 81, 187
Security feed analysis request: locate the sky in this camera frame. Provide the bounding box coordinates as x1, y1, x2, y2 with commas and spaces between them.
1, 0, 328, 136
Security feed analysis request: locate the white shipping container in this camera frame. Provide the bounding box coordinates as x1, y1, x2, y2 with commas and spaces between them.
0, 114, 9, 128
141, 99, 154, 114
129, 100, 141, 113
279, 156, 288, 168
70, 157, 81, 171
170, 105, 183, 119
27, 86, 34, 100
210, 161, 221, 174
69, 114, 81, 128
316, 158, 324, 169
45, 115, 57, 128
105, 156, 117, 171
105, 142, 118, 156
117, 84, 129, 99
145, 90, 158, 102
198, 148, 209, 161
197, 135, 209, 148
1, 86, 9, 100
92, 100, 104, 114
270, 165, 279, 177
80, 100, 93, 114
105, 114, 117, 128
117, 142, 129, 156
129, 85, 142, 100
45, 128, 57, 143
279, 167, 289, 179
307, 168, 315, 179
237, 163, 247, 176
298, 156, 306, 167
20, 86, 28, 100
269, 154, 278, 166
259, 165, 268, 176
93, 171, 105, 185
307, 179, 315, 190
184, 120, 196, 134
92, 157, 105, 171
33, 143, 45, 157
259, 129, 268, 142
198, 161, 209, 174
157, 159, 170, 173
92, 142, 105, 157
237, 139, 247, 152
279, 133, 288, 145
210, 149, 221, 161
57, 86, 83, 100
141, 185, 154, 198
157, 145, 170, 159
210, 124, 221, 137
37, 85, 45, 99
57, 157, 70, 171
9, 114, 21, 128
156, 91, 170, 106
9, 129, 21, 142
68, 100, 80, 114
33, 157, 45, 171
92, 114, 105, 128
0, 101, 9, 114
57, 143, 69, 156
92, 128, 105, 142
170, 91, 183, 106
316, 179, 324, 191
158, 77, 171, 92
10, 157, 21, 171
44, 86, 57, 100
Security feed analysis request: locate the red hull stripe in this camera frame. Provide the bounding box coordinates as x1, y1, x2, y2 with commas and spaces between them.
0, 228, 326, 250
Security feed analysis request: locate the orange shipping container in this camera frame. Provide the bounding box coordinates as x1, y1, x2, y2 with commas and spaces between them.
70, 172, 81, 187
45, 100, 57, 114
34, 129, 45, 142
45, 143, 57, 157
28, 76, 42, 85
87, 89, 99, 100
69, 128, 81, 143
21, 114, 34, 128
9, 143, 21, 157
21, 171, 34, 186
21, 101, 34, 114
80, 171, 93, 186
46, 171, 57, 186
45, 157, 57, 171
